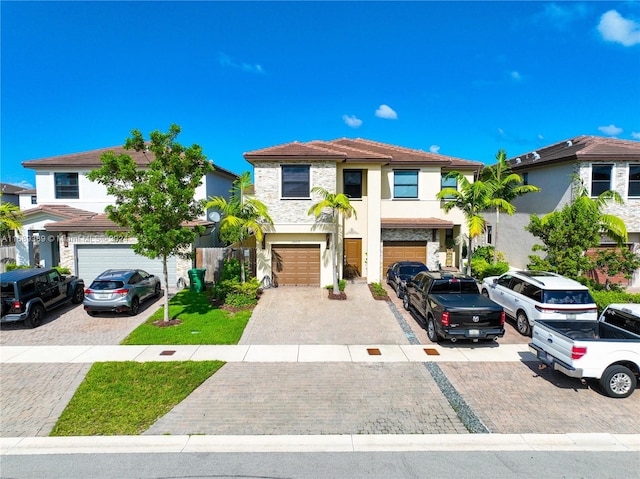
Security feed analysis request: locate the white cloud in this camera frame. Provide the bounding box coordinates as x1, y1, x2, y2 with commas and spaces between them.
631, 132, 640, 140
598, 124, 623, 136
498, 128, 506, 136
510, 71, 522, 81
429, 145, 441, 153
218, 52, 266, 74
375, 104, 398, 120
537, 134, 545, 140
540, 3, 589, 29
342, 115, 362, 128
597, 10, 640, 46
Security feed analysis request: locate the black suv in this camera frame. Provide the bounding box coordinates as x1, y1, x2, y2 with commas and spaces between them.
0, 268, 85, 328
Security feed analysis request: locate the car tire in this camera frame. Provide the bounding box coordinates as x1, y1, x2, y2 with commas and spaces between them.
154, 283, 161, 298
25, 304, 45, 329
129, 297, 140, 316
87, 310, 98, 317
516, 311, 531, 336
481, 289, 489, 298
427, 316, 439, 343
71, 286, 84, 304
599, 365, 637, 398
402, 294, 410, 311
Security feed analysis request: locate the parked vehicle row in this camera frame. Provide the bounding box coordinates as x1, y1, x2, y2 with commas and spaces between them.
385, 261, 429, 298
0, 267, 162, 327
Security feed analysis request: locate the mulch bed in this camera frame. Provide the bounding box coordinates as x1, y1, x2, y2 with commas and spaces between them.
152, 319, 183, 327
368, 284, 390, 301
328, 291, 347, 300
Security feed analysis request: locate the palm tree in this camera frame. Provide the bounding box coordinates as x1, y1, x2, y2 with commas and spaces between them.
307, 187, 357, 295
206, 172, 273, 283
436, 172, 492, 275
480, 150, 540, 263
0, 197, 24, 240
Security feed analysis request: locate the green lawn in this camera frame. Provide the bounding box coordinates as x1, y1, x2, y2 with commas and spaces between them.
121, 290, 252, 345
51, 361, 224, 436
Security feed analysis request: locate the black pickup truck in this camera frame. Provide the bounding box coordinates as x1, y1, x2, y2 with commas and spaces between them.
403, 271, 505, 343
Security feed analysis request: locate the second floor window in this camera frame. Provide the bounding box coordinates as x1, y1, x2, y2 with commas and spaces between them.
343, 170, 362, 198
522, 172, 529, 186
440, 172, 457, 199
629, 165, 640, 197
281, 165, 310, 198
54, 173, 79, 199
591, 164, 612, 197
393, 170, 418, 199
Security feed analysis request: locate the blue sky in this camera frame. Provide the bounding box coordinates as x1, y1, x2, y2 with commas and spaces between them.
2, 1, 639, 188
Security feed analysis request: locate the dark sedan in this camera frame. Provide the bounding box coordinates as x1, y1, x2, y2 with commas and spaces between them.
385, 261, 428, 298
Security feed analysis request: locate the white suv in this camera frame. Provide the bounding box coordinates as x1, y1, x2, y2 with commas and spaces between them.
481, 271, 597, 336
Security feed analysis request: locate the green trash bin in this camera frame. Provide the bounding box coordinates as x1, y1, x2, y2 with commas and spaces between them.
188, 268, 206, 293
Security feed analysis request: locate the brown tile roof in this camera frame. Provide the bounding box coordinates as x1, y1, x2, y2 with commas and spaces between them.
1, 183, 24, 195
507, 136, 640, 170
21, 204, 97, 220
21, 145, 238, 179
45, 213, 214, 232
381, 218, 454, 229
244, 138, 483, 170
15, 188, 37, 195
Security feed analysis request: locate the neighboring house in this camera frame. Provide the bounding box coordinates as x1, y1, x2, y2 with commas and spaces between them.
0, 183, 22, 206
16, 188, 38, 210
244, 138, 483, 286
483, 136, 640, 288
16, 145, 238, 285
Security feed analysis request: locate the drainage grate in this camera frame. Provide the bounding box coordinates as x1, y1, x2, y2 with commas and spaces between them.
367, 348, 382, 356
423, 348, 440, 356
160, 350, 176, 356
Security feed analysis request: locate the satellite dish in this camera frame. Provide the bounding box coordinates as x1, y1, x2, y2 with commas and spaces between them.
208, 211, 221, 222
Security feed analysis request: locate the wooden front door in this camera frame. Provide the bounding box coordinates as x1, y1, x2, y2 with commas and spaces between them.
344, 238, 362, 279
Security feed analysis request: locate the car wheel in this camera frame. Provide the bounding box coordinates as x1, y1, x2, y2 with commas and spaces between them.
154, 283, 161, 298
516, 311, 531, 336
71, 286, 84, 304
427, 317, 439, 343
599, 365, 637, 398
25, 304, 45, 328
129, 297, 140, 316
402, 294, 410, 311
87, 310, 98, 317
481, 289, 489, 298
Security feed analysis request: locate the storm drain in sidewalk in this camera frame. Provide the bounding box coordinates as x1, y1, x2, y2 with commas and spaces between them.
367, 348, 381, 355
160, 350, 176, 356
424, 348, 440, 356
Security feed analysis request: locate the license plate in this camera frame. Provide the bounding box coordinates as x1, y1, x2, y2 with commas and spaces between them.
95, 293, 110, 300
537, 350, 554, 366
565, 313, 576, 319
468, 329, 480, 336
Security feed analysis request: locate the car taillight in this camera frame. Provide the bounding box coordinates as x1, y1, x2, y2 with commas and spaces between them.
500, 311, 505, 325
84, 289, 93, 294
571, 346, 587, 360
442, 311, 450, 326
12, 301, 21, 310
114, 289, 129, 295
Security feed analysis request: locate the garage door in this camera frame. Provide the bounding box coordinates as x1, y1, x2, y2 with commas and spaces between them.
382, 242, 427, 276
76, 245, 177, 286
271, 245, 320, 286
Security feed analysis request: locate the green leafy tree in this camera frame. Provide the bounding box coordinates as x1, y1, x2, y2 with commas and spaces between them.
205, 172, 273, 283
526, 177, 628, 279
308, 187, 357, 295
0, 197, 24, 240
436, 172, 492, 275
87, 124, 214, 322
480, 150, 540, 263
593, 248, 640, 283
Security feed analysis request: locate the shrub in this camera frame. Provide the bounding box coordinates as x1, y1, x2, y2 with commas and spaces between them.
224, 292, 258, 308
5, 263, 30, 271
55, 266, 71, 275
211, 277, 260, 306
325, 279, 346, 292
219, 258, 248, 282
369, 282, 386, 297
471, 258, 509, 281
590, 290, 640, 312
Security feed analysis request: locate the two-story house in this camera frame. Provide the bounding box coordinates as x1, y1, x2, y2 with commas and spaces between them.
484, 135, 640, 288
16, 145, 238, 285
244, 138, 483, 286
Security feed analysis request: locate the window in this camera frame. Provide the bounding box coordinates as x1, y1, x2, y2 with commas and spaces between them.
54, 173, 79, 199
30, 195, 37, 205
440, 172, 457, 199
394, 170, 418, 198
629, 165, 640, 197
522, 172, 529, 186
591, 164, 612, 197
281, 165, 310, 198
343, 170, 362, 198
487, 225, 492, 245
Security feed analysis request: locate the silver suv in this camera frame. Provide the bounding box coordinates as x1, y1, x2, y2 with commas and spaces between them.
481, 271, 597, 336
83, 269, 161, 316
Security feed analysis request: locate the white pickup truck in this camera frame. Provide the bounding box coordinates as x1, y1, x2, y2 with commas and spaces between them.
529, 303, 640, 398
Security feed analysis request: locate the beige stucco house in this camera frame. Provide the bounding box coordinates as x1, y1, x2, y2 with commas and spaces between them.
483, 136, 640, 288
244, 138, 484, 286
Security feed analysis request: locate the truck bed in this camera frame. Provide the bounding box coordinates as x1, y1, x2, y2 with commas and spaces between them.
537, 320, 640, 341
